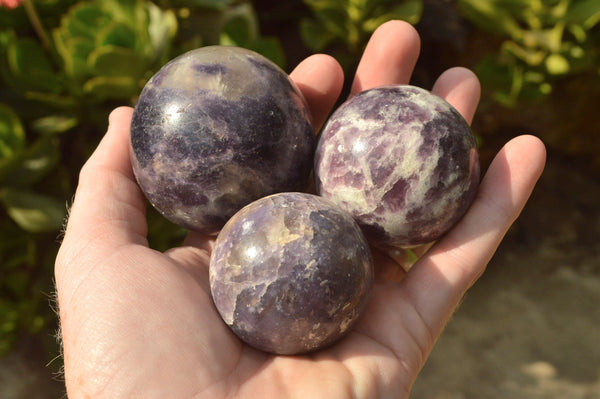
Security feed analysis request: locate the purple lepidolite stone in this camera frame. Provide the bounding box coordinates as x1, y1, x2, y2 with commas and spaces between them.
130, 46, 314, 234
209, 192, 373, 355
314, 85, 480, 248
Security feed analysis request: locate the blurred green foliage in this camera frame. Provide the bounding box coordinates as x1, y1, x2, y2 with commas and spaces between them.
301, 0, 423, 68
0, 0, 282, 357
0, 0, 599, 365
458, 0, 600, 106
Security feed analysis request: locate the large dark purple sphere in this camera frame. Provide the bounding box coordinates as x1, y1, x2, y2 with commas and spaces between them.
209, 192, 373, 355
130, 46, 314, 234
315, 85, 480, 247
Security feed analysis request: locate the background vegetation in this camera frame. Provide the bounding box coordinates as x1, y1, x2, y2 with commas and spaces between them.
0, 0, 598, 394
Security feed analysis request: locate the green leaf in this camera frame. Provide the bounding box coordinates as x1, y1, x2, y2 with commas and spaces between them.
2, 136, 60, 187
96, 22, 138, 49
221, 15, 256, 47
300, 18, 337, 52
82, 75, 139, 101
567, 23, 587, 42
22, 92, 78, 109
363, 0, 424, 32
62, 3, 110, 41
405, 249, 419, 266
303, 0, 343, 12
169, 0, 235, 9
475, 56, 517, 106
0, 220, 36, 269
566, 0, 600, 29
88, 46, 146, 78
31, 115, 78, 136
58, 36, 95, 79
0, 188, 66, 233
6, 38, 63, 93
0, 103, 25, 162
363, 0, 423, 32
502, 40, 546, 66
545, 53, 570, 74
103, 0, 140, 22
302, 0, 423, 55
245, 37, 286, 69
457, 0, 523, 37
146, 2, 177, 60
314, 8, 351, 39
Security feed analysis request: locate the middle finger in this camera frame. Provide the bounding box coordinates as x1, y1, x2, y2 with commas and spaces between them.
350, 20, 421, 96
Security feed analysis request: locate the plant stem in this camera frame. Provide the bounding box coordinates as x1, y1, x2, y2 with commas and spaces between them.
23, 0, 52, 51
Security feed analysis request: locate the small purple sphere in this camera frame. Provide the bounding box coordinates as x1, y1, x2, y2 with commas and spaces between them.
315, 85, 480, 247
130, 46, 314, 234
209, 192, 373, 355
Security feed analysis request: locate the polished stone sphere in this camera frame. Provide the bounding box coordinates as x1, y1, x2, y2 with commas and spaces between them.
130, 46, 315, 234
209, 192, 373, 355
315, 85, 480, 248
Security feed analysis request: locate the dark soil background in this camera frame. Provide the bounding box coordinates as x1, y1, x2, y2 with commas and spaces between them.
412, 150, 600, 399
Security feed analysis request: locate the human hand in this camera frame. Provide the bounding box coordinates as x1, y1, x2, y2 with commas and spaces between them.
55, 21, 546, 398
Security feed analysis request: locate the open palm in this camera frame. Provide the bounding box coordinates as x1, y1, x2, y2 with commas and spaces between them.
55, 21, 546, 399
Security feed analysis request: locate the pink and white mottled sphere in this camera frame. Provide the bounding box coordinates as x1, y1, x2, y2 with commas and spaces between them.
315, 85, 480, 248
